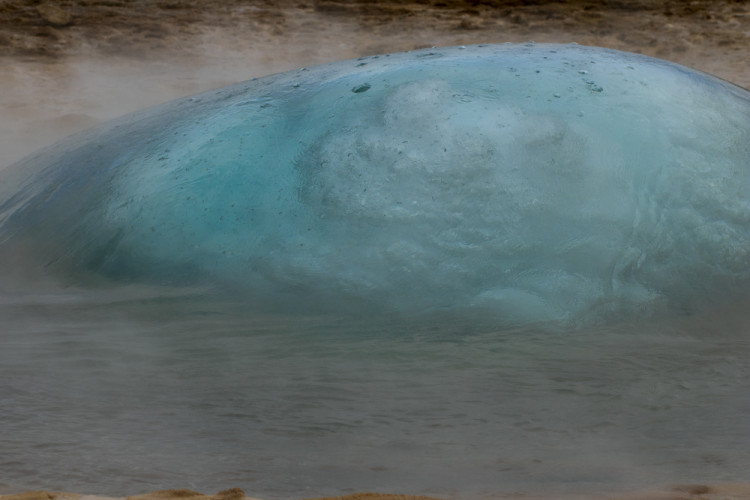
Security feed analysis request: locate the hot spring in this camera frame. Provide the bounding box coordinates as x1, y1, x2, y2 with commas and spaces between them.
0, 44, 748, 498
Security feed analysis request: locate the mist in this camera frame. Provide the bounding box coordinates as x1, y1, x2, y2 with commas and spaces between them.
0, 51, 315, 170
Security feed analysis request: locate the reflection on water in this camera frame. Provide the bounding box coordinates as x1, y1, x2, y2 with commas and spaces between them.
0, 290, 748, 498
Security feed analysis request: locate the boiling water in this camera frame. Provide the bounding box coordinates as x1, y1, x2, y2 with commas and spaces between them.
1, 291, 748, 498
1, 44, 749, 498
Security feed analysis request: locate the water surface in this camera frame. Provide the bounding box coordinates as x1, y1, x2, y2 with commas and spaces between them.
1, 291, 747, 498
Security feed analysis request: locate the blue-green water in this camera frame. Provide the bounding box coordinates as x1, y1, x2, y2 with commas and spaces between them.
1, 290, 748, 498
2, 45, 749, 328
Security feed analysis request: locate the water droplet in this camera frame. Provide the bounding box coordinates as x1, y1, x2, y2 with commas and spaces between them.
584, 79, 604, 93
578, 70, 589, 75
351, 83, 371, 94
553, 93, 561, 98
577, 111, 584, 117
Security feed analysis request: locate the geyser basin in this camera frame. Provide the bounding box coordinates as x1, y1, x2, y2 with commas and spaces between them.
0, 44, 748, 325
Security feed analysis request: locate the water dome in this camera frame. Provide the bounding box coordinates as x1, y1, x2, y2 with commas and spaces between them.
0, 44, 748, 326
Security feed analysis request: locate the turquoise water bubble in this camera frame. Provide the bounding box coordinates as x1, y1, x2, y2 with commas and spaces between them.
0, 44, 748, 327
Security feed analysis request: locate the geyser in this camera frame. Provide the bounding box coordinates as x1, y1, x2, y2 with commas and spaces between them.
0, 44, 748, 325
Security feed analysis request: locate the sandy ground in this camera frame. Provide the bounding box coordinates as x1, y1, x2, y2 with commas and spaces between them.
1, 1, 749, 499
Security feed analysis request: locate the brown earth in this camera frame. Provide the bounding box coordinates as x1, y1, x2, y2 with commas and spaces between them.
4, 484, 750, 500
0, 0, 749, 76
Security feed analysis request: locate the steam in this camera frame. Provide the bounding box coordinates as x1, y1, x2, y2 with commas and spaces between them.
0, 57, 253, 170
0, 30, 358, 170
